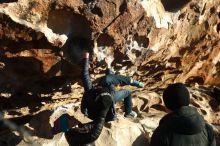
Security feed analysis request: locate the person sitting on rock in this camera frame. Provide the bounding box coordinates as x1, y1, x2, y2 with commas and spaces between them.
150, 83, 216, 146
64, 51, 143, 146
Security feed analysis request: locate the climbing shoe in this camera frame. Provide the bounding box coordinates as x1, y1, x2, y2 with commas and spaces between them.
124, 111, 137, 118
130, 80, 144, 88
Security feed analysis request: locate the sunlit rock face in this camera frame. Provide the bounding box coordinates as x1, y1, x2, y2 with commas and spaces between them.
0, 0, 220, 146
0, 0, 219, 91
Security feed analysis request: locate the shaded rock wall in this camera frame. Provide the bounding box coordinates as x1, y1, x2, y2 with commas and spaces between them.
0, 13, 77, 94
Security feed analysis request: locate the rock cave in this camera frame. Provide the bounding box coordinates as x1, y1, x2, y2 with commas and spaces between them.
0, 0, 219, 146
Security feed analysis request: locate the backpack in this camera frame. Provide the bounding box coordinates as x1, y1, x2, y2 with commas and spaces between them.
81, 87, 116, 122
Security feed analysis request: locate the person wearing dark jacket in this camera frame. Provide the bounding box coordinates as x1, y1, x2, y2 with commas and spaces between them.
150, 83, 216, 146
65, 88, 112, 146
65, 52, 143, 146
81, 52, 143, 120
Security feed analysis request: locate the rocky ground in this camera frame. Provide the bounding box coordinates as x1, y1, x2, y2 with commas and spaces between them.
0, 84, 220, 146
0, 0, 219, 146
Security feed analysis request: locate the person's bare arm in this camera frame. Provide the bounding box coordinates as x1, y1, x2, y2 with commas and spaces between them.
104, 56, 114, 75
82, 52, 93, 91
84, 52, 89, 59
105, 56, 114, 69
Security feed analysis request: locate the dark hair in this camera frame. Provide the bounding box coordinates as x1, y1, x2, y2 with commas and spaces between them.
163, 83, 190, 111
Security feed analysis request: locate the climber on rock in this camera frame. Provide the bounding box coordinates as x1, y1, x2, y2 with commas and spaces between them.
150, 83, 216, 146
64, 51, 144, 146
81, 51, 144, 119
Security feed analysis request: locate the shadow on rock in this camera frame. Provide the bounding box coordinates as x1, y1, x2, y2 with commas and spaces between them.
161, 0, 191, 12
0, 0, 18, 3
27, 110, 54, 139
0, 93, 52, 115
209, 86, 220, 111
0, 115, 33, 146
